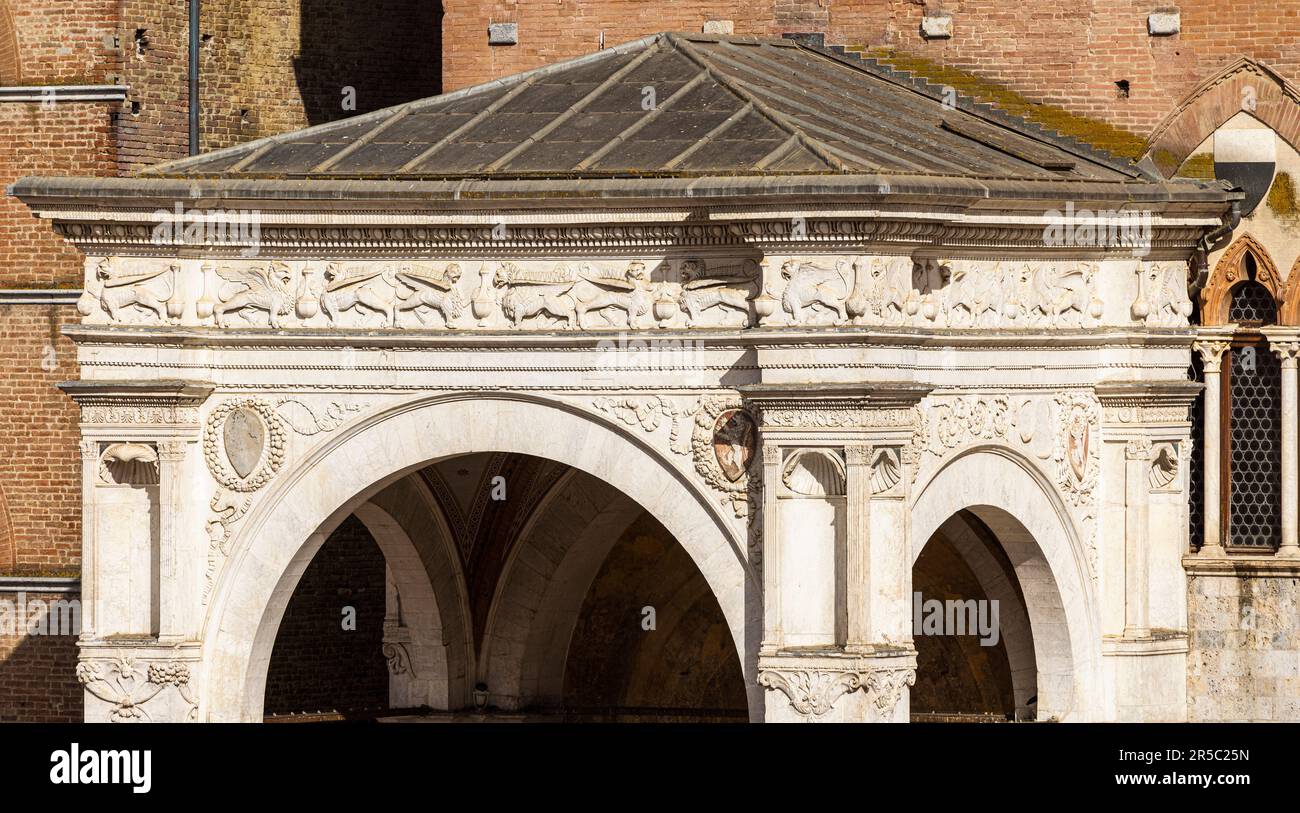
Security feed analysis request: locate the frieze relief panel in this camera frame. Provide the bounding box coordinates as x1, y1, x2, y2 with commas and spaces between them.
78, 255, 1188, 332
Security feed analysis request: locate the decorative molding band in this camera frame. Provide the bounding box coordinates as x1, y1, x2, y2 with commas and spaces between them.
1183, 556, 1300, 578
0, 85, 129, 104
0, 575, 80, 594
0, 289, 82, 305
47, 219, 1212, 257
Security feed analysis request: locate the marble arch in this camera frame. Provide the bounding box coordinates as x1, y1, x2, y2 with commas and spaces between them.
204, 393, 757, 722
910, 446, 1099, 722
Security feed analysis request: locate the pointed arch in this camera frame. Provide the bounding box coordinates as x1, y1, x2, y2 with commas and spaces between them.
1280, 254, 1300, 325
1144, 57, 1300, 177
1202, 233, 1283, 325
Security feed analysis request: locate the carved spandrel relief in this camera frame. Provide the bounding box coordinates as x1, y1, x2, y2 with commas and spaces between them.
202, 397, 367, 603
914, 392, 1102, 579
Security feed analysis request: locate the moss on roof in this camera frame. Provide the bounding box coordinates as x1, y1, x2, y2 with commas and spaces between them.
852, 47, 1150, 162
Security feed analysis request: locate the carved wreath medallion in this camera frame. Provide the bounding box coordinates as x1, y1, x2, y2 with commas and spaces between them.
203, 398, 286, 492
691, 396, 760, 516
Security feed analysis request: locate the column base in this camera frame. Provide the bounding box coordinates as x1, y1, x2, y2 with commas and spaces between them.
758, 648, 916, 723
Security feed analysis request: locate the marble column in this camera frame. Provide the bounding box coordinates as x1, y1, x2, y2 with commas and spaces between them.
1272, 341, 1300, 557
1193, 340, 1230, 555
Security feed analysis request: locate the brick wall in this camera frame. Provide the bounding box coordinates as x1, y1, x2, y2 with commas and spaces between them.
263, 515, 389, 716
0, 0, 20, 84
0, 305, 81, 572
2, 0, 119, 86
0, 102, 114, 287
0, 589, 83, 722
440, 1, 1300, 143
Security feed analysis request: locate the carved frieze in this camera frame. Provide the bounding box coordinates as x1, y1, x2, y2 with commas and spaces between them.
1131, 261, 1193, 327
77, 254, 1148, 333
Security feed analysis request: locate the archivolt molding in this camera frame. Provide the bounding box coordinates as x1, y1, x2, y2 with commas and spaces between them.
1280, 255, 1300, 326
1144, 57, 1300, 176
1201, 234, 1282, 324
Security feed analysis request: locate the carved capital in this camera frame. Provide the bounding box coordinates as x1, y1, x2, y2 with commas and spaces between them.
1124, 437, 1153, 461
844, 443, 873, 467
1193, 340, 1231, 372
758, 668, 865, 717
758, 662, 917, 719
761, 442, 783, 466
862, 666, 918, 716
1270, 340, 1300, 367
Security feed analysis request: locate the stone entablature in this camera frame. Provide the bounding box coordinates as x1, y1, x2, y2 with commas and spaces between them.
73, 253, 1195, 333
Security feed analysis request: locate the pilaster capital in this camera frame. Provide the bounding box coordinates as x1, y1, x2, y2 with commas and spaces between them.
844, 443, 874, 467
1124, 437, 1153, 461
761, 442, 783, 466
758, 650, 917, 721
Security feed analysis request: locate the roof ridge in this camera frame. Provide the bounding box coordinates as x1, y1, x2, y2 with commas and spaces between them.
826, 43, 1152, 180
662, 33, 844, 172
140, 33, 667, 178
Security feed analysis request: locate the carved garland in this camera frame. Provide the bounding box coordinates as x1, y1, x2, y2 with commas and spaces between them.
77, 658, 198, 723
690, 395, 760, 518
203, 398, 286, 492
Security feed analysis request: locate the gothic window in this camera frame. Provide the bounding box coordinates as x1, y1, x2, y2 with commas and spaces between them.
1222, 272, 1282, 550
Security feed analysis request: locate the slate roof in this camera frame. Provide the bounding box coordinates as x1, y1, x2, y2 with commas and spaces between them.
141, 32, 1152, 183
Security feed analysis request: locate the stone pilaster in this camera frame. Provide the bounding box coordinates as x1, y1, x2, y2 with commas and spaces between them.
743, 383, 927, 722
